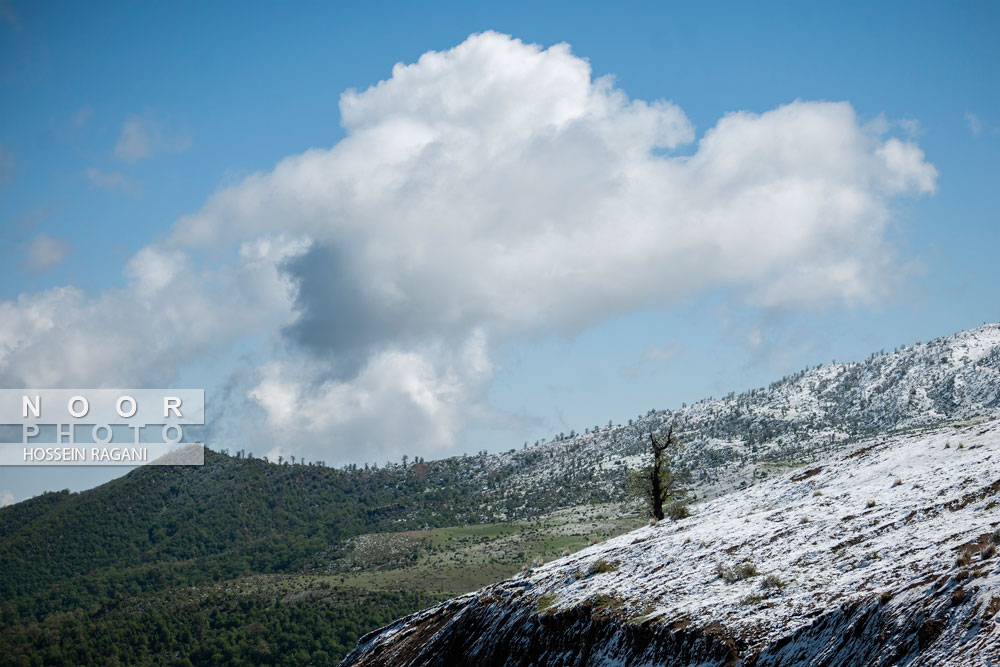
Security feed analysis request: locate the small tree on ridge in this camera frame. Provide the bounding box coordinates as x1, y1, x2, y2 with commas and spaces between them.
627, 425, 685, 520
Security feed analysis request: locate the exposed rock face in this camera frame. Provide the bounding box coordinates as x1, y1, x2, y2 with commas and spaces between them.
342, 419, 1000, 666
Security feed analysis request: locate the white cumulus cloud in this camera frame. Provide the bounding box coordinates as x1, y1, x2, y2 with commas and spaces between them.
250, 330, 493, 463
0, 32, 938, 464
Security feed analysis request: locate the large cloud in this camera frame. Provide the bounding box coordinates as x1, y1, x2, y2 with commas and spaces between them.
0, 32, 936, 463
0, 238, 302, 387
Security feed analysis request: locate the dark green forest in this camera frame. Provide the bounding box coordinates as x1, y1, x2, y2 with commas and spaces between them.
2, 588, 433, 666
0, 448, 620, 665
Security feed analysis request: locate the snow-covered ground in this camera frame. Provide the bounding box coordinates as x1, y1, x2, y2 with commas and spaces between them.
344, 416, 1000, 665
522, 418, 1000, 655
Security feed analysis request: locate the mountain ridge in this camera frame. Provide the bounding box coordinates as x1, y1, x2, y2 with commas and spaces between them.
468, 322, 1000, 512
342, 416, 1000, 665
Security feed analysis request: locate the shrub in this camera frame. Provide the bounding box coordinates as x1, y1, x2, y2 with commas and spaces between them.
717, 562, 758, 583
761, 574, 785, 590
666, 501, 691, 521
991, 529, 1000, 545
587, 559, 618, 576
982, 544, 996, 560
866, 500, 877, 508
956, 551, 972, 567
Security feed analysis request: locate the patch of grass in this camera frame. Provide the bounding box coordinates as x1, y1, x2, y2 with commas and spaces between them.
759, 460, 800, 471
866, 500, 877, 508
536, 593, 558, 615
956, 551, 973, 568
627, 604, 657, 624
740, 593, 765, 606
760, 574, 785, 590
590, 593, 625, 613
335, 562, 516, 597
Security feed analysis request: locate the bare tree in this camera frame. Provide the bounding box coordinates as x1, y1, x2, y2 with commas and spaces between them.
627, 425, 685, 520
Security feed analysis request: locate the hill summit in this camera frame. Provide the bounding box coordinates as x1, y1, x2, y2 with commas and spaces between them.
343, 416, 1000, 665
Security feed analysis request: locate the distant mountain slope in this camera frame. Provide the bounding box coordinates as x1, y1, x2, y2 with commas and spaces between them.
473, 323, 1000, 511
342, 416, 1000, 666
0, 450, 488, 623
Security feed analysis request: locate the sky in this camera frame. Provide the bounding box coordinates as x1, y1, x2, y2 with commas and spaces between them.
0, 1, 998, 504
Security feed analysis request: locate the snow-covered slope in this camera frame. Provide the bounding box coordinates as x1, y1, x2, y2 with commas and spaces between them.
465, 323, 1000, 518
343, 417, 1000, 665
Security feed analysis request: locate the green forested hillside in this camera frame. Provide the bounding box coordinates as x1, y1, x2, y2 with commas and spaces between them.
2, 587, 434, 666
0, 449, 632, 665
1, 449, 484, 620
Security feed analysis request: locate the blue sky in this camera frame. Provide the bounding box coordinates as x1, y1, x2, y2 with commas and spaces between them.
1, 1, 998, 503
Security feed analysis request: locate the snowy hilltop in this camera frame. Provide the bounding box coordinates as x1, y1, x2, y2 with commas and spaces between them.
343, 416, 1000, 665
461, 323, 1000, 519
